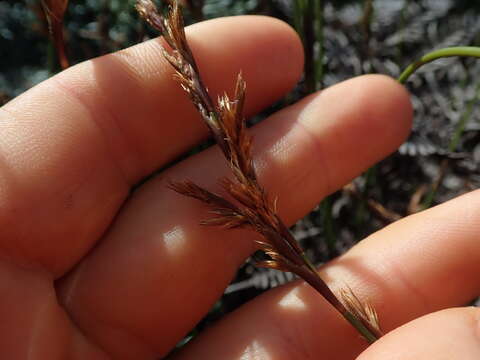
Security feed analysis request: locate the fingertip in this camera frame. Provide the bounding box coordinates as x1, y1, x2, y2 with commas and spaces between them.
358, 307, 480, 360
320, 74, 413, 156
274, 74, 414, 202
188, 15, 304, 99
362, 74, 413, 145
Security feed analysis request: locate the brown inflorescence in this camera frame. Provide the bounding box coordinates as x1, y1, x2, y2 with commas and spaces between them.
136, 0, 381, 343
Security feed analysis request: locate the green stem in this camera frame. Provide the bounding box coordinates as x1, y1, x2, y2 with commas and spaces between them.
299, 255, 379, 344
449, 81, 480, 152
303, 0, 315, 93
421, 80, 480, 209
421, 159, 448, 210
294, 0, 323, 93
293, 0, 305, 42
354, 166, 376, 228
343, 311, 378, 344
398, 46, 480, 209
398, 47, 480, 84
361, 0, 374, 57
47, 40, 56, 74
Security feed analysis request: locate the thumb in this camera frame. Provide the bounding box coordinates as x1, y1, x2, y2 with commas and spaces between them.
357, 307, 480, 359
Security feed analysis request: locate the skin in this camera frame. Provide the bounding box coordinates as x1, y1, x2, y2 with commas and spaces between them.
1, 15, 479, 360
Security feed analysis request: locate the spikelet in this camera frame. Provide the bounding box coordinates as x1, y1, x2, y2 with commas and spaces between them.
340, 287, 382, 338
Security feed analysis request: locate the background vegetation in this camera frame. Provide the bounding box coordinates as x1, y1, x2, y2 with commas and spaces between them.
2, 0, 480, 352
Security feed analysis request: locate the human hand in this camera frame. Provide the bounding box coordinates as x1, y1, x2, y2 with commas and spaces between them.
1, 15, 478, 360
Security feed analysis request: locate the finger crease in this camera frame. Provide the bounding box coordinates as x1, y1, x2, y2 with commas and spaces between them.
51, 76, 136, 188
293, 119, 332, 197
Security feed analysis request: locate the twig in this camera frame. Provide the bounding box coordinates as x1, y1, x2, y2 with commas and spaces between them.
344, 183, 402, 223
407, 184, 428, 215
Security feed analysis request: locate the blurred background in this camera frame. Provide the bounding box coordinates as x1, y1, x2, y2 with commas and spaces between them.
1, 0, 480, 353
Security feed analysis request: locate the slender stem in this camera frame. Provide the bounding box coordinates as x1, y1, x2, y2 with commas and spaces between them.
293, 0, 305, 43
47, 40, 56, 74
313, 0, 324, 89
53, 21, 69, 69
298, 254, 380, 343
279, 218, 378, 343
354, 167, 376, 228
421, 159, 449, 210
298, 255, 345, 312
449, 81, 480, 152
361, 0, 374, 58
421, 80, 480, 209
397, 46, 480, 210
399, 46, 480, 212
343, 312, 378, 344
294, 0, 324, 93
398, 47, 480, 84
303, 0, 315, 93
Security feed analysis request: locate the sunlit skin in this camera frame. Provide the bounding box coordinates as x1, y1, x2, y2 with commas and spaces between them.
1, 15, 480, 360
